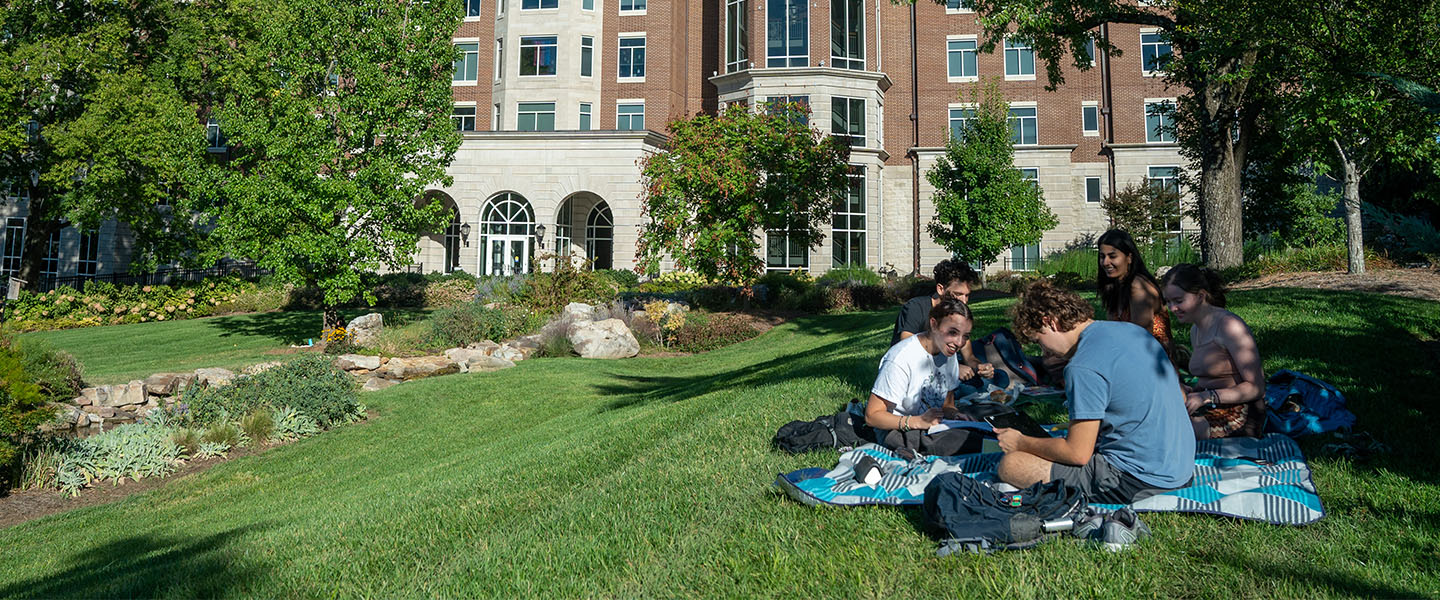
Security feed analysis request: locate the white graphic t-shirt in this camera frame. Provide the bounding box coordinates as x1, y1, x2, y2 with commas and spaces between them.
870, 335, 960, 416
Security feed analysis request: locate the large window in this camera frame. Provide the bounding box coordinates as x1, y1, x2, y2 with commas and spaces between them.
520, 36, 557, 76
830, 0, 863, 70
1141, 32, 1172, 74
1082, 103, 1099, 136
586, 203, 614, 270
766, 0, 808, 67
620, 0, 646, 12
833, 168, 866, 268
205, 118, 226, 151
1149, 166, 1182, 231
1, 218, 23, 278
945, 0, 974, 10
41, 229, 60, 278
619, 36, 646, 79
766, 95, 809, 125
555, 198, 574, 257
579, 102, 592, 130
949, 107, 976, 141
443, 209, 462, 273
947, 38, 978, 80
1008, 106, 1038, 145
78, 231, 99, 278
452, 105, 477, 131
1146, 101, 1175, 143
831, 97, 865, 147
617, 102, 645, 130
453, 42, 479, 82
580, 36, 594, 77
766, 229, 809, 272
1086, 176, 1103, 203
517, 102, 556, 131
726, 0, 749, 73
466, 0, 482, 18
1009, 243, 1040, 271
1004, 37, 1035, 78
521, 0, 557, 9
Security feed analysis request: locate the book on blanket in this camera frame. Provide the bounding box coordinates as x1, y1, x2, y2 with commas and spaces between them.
984, 411, 1053, 438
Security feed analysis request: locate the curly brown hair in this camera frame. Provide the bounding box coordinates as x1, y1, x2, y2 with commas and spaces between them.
1010, 280, 1094, 340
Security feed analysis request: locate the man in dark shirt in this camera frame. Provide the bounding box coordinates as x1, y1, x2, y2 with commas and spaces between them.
892, 260, 1009, 396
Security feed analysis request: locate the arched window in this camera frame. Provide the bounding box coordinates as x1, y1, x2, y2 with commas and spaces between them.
480, 192, 535, 276
555, 198, 574, 258
585, 202, 613, 270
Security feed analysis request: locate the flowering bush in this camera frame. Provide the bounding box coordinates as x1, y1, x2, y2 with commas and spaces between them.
7, 277, 261, 332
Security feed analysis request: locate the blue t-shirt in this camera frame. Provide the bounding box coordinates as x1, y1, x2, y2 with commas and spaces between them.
1065, 321, 1195, 489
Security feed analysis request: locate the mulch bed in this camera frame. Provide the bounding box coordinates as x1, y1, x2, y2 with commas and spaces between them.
1230, 268, 1440, 302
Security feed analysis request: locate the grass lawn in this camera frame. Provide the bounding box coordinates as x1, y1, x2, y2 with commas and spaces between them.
1, 289, 1437, 597
19, 308, 430, 385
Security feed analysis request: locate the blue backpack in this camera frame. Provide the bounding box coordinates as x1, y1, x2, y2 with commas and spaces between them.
1264, 370, 1356, 437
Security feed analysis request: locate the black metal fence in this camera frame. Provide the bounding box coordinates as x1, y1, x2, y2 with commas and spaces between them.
21, 263, 270, 294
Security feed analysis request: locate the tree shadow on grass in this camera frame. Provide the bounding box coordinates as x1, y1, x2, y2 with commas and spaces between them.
0, 522, 272, 598
205, 308, 431, 345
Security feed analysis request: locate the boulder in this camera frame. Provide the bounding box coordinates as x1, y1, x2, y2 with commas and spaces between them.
53, 404, 84, 428
98, 381, 146, 408
97, 406, 117, 418
467, 355, 516, 372
379, 356, 460, 381
443, 347, 478, 364
347, 312, 384, 347
492, 345, 526, 363
242, 361, 283, 376
362, 377, 399, 392
334, 354, 382, 371
194, 367, 236, 388
568, 318, 640, 359
466, 340, 501, 355
73, 393, 92, 407
543, 302, 595, 339
510, 334, 543, 351
144, 372, 196, 396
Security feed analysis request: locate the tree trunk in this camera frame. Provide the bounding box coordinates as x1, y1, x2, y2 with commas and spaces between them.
1334, 139, 1365, 275
322, 306, 343, 333
1198, 153, 1245, 270
15, 195, 61, 289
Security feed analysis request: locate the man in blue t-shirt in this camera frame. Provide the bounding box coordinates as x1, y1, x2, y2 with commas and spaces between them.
995, 281, 1194, 504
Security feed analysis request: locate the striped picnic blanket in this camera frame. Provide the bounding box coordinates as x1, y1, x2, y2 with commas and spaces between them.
776, 434, 1324, 526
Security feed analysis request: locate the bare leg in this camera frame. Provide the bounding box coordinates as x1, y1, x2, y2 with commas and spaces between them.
1191, 417, 1211, 440
997, 451, 1054, 489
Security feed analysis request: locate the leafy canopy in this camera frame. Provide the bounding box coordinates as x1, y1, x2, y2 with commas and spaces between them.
636, 103, 851, 282
927, 82, 1057, 266
204, 0, 463, 323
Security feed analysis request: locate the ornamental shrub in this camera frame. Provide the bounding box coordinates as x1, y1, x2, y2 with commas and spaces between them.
424, 303, 544, 349
816, 265, 884, 287
182, 354, 362, 429
0, 343, 60, 486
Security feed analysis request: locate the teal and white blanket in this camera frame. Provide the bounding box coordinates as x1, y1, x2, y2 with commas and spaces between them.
776, 434, 1325, 526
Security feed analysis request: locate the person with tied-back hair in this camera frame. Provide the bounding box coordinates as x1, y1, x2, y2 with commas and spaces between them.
866, 298, 985, 455
1096, 229, 1173, 358
1161, 264, 1267, 439
891, 259, 1009, 396
995, 281, 1194, 504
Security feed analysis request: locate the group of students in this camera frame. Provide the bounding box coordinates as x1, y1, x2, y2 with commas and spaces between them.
865, 230, 1267, 504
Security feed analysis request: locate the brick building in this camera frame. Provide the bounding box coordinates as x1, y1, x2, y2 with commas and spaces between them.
2, 0, 1188, 282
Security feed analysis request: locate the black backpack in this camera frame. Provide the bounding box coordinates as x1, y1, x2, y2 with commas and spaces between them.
923, 473, 1086, 554
772, 408, 869, 454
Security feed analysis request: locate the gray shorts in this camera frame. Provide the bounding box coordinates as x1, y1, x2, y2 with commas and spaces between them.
1050, 454, 1176, 505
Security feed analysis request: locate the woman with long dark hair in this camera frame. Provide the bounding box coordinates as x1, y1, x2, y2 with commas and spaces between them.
1161, 264, 1266, 439
1096, 230, 1172, 355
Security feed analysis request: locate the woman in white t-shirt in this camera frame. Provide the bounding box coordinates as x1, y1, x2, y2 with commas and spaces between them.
865, 298, 973, 435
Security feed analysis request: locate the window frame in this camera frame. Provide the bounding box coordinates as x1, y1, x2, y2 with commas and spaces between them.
946, 36, 979, 82
1008, 104, 1038, 146
465, 0, 483, 19
1145, 99, 1177, 143
617, 100, 646, 131
1140, 30, 1172, 76
829, 0, 864, 70
1086, 176, 1103, 203
725, 0, 749, 73
944, 0, 974, 14
517, 102, 557, 132
766, 0, 809, 68
519, 35, 559, 77
948, 103, 977, 142
831, 96, 865, 148
520, 0, 558, 10
832, 166, 867, 268
452, 104, 478, 132
618, 34, 646, 81
2, 217, 24, 278
619, 0, 646, 14
579, 102, 593, 130
1081, 101, 1099, 137
453, 41, 480, 84
1003, 36, 1036, 80
580, 35, 594, 77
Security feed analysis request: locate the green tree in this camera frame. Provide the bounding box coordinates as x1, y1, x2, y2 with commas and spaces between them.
926, 83, 1057, 270
1274, 0, 1440, 274
1101, 181, 1182, 245
636, 103, 852, 281
909, 0, 1290, 269
205, 0, 463, 330
0, 0, 218, 281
